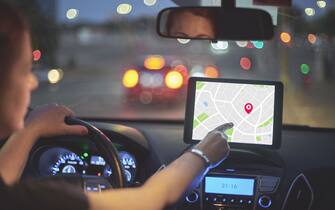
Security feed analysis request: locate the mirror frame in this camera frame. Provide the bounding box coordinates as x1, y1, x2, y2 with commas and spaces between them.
156, 7, 274, 41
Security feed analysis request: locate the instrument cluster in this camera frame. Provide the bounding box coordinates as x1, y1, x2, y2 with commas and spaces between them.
38, 147, 137, 185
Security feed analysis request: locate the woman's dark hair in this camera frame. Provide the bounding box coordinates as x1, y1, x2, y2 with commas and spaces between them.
0, 1, 29, 85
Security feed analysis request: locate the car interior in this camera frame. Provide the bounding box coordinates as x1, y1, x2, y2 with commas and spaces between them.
3, 0, 335, 210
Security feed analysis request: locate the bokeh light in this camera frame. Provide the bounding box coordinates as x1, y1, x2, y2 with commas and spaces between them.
144, 0, 157, 6
66, 9, 79, 20
251, 41, 264, 49
190, 65, 205, 77
280, 32, 292, 44
240, 57, 252, 71
123, 69, 139, 88
246, 42, 254, 49
317, 1, 326, 8
204, 66, 219, 78
307, 34, 317, 44
140, 72, 163, 87
139, 91, 153, 104
300, 64, 310, 75
165, 71, 183, 89
177, 38, 191, 44
48, 69, 64, 84
33, 50, 41, 61
211, 41, 229, 50
236, 41, 248, 48
305, 8, 315, 16
144, 55, 165, 70
117, 4, 132, 15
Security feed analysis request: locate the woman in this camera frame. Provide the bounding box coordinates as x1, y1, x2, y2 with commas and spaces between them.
0, 2, 232, 210
166, 8, 217, 39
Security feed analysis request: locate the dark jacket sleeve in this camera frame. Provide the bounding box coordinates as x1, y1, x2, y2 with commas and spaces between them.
0, 177, 89, 210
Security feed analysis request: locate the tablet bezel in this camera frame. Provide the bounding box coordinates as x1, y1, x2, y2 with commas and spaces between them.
184, 77, 283, 149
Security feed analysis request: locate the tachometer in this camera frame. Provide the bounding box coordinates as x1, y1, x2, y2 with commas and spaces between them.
119, 151, 137, 183
119, 151, 136, 170
101, 151, 137, 184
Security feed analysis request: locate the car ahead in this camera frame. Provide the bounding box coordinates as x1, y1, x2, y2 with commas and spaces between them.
122, 55, 220, 104
3, 0, 335, 210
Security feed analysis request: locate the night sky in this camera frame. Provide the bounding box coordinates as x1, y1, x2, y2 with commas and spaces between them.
57, 0, 334, 23
57, 0, 176, 23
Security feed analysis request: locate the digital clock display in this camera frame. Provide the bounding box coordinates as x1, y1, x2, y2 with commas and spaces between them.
205, 177, 255, 196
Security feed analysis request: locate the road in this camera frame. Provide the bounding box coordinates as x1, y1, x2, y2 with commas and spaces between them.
31, 32, 335, 128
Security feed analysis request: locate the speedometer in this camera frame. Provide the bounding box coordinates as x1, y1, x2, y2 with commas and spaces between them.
38, 147, 85, 176
51, 152, 84, 175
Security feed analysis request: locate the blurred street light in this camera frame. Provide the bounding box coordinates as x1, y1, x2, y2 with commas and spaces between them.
305, 8, 315, 16
144, 0, 157, 6
280, 32, 292, 44
317, 1, 327, 8
66, 9, 79, 20
117, 4, 132, 15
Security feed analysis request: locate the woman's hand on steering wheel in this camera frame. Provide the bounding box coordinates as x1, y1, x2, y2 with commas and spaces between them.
25, 104, 88, 139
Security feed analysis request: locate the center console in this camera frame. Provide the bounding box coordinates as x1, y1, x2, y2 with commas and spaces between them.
183, 171, 280, 210
202, 172, 279, 210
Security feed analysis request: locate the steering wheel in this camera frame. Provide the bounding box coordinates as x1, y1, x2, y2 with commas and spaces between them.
64, 117, 126, 189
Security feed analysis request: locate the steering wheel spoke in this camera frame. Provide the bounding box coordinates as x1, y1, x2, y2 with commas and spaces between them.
65, 117, 126, 188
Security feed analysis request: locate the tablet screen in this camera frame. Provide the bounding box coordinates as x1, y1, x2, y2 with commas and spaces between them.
192, 81, 276, 145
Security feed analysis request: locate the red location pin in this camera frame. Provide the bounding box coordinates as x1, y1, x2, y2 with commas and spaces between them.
244, 103, 253, 114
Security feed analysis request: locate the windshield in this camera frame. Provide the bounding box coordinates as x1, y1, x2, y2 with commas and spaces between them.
16, 0, 335, 128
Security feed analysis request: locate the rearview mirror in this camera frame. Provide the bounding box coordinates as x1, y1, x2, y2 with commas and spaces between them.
157, 7, 274, 41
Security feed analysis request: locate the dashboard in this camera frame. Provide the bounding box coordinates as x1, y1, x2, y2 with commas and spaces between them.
22, 131, 150, 188
16, 121, 335, 210
37, 147, 137, 184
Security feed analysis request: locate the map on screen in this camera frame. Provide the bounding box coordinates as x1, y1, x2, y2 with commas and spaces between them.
192, 81, 275, 145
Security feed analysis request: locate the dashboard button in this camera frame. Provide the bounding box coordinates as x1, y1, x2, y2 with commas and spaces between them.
185, 191, 199, 203
222, 198, 227, 203
258, 195, 272, 208
230, 198, 236, 204
99, 184, 107, 190
239, 199, 244, 204
247, 199, 253, 205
